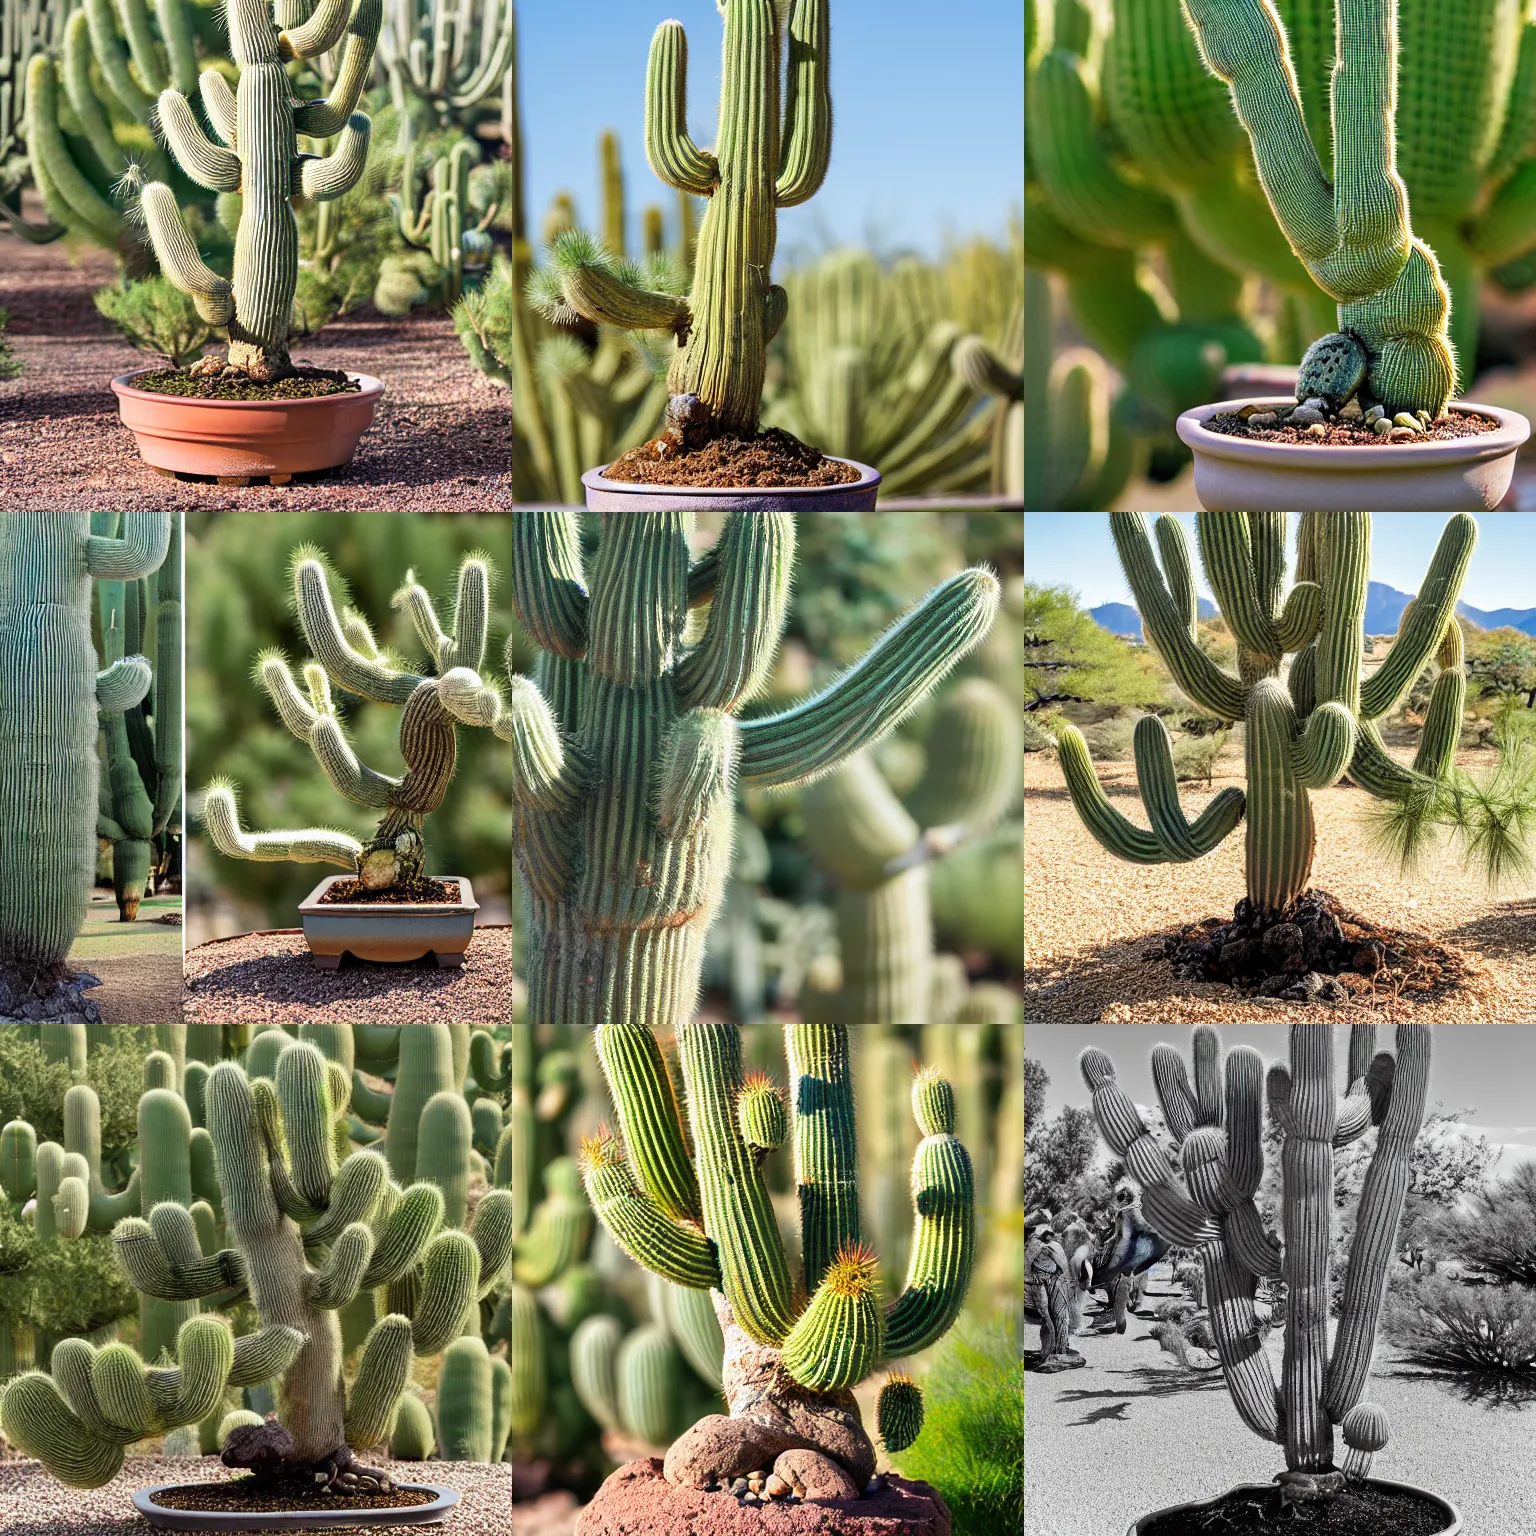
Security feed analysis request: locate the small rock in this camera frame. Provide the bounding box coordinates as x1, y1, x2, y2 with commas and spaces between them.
1393, 412, 1422, 431
1389, 425, 1419, 441
1353, 940, 1386, 975
742, 1492, 760, 1504
1292, 405, 1327, 426
1339, 397, 1363, 420
1248, 411, 1279, 427
1373, 417, 1394, 435
729, 1477, 749, 1495
765, 1474, 791, 1498
1364, 403, 1386, 423
1305, 422, 1328, 437
773, 1448, 861, 1501
1239, 403, 1262, 419
1261, 922, 1306, 972
1300, 396, 1327, 413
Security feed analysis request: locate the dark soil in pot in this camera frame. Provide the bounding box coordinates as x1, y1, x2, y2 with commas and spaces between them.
130, 367, 363, 401
1150, 888, 1466, 1004
150, 1478, 438, 1513
319, 877, 461, 904
1139, 1482, 1452, 1535
602, 426, 859, 486
1204, 408, 1498, 446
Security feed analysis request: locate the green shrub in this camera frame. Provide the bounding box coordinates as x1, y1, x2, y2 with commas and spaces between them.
891, 1317, 1022, 1536
1385, 1273, 1536, 1376
93, 278, 212, 367
1078, 716, 1136, 762
0, 310, 19, 382
1171, 730, 1226, 786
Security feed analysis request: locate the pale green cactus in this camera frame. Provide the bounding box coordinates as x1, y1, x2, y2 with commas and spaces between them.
378, 0, 515, 131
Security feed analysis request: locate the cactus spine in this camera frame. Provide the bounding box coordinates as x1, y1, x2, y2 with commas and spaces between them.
1058, 512, 1475, 916
510, 511, 999, 1028
1080, 1024, 1427, 1493
582, 1023, 974, 1485
1, 514, 170, 985
139, 0, 382, 379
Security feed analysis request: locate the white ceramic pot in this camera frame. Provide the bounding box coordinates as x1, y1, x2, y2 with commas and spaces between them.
1175, 397, 1530, 511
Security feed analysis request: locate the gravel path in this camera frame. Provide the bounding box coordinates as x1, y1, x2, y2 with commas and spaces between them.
183, 927, 514, 1024
0, 1456, 509, 1535
0, 219, 510, 511
1025, 1269, 1532, 1535
1026, 745, 1536, 1022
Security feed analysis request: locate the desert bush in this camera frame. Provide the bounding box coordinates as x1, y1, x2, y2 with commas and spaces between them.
1171, 730, 1226, 785
1385, 1273, 1536, 1375
1024, 1059, 1096, 1216
1078, 716, 1137, 761
93, 278, 212, 367
0, 310, 18, 381
1423, 1161, 1536, 1285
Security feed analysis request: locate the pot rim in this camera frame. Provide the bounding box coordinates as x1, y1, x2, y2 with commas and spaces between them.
131, 1480, 460, 1530
111, 370, 384, 408
1175, 396, 1529, 467
297, 873, 479, 917
581, 455, 880, 497
1126, 1475, 1461, 1536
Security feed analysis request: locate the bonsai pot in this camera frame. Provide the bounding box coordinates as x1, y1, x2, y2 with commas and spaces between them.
1126, 1477, 1461, 1535
132, 1481, 459, 1531
297, 874, 478, 970
1175, 396, 1529, 511
112, 371, 384, 479
581, 458, 880, 511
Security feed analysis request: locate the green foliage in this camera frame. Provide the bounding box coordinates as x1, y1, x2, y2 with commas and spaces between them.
0, 1037, 73, 1143
1022, 584, 1162, 716
1384, 1272, 1536, 1376
1022, 1059, 1097, 1217
890, 1317, 1023, 1536
0, 310, 19, 381
93, 278, 211, 366
1468, 629, 1536, 710
1171, 729, 1226, 785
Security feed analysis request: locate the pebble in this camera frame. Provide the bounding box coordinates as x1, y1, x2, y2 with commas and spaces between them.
765, 1474, 791, 1499
1373, 416, 1394, 435
729, 1477, 749, 1495
1248, 411, 1278, 427
1292, 406, 1327, 426
1389, 425, 1419, 441
1305, 422, 1328, 437
1300, 396, 1327, 412
1365, 404, 1386, 423
1393, 412, 1422, 431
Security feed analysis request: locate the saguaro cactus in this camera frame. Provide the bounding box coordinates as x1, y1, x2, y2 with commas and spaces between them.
0, 514, 170, 987
1058, 512, 1476, 917
1179, 0, 1457, 417
138, 0, 382, 380
510, 511, 999, 1028
531, 0, 834, 440
95, 513, 183, 921
581, 1022, 974, 1486
201, 547, 507, 895
1081, 1024, 1429, 1505
0, 1037, 513, 1490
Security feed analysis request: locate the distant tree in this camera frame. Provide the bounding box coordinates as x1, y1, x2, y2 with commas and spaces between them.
1424, 1158, 1536, 1284
1022, 584, 1162, 715
1468, 629, 1536, 710
1024, 1056, 1098, 1215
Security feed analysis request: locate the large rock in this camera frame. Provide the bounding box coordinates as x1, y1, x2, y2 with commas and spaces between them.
575, 1458, 951, 1536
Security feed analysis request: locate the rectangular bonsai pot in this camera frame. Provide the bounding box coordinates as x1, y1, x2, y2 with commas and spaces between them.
297, 875, 479, 969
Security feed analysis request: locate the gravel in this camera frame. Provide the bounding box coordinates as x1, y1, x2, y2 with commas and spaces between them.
0, 1456, 509, 1535
183, 926, 515, 1024
0, 213, 510, 511
1025, 1268, 1531, 1536
1026, 743, 1536, 1022
512, 1492, 580, 1536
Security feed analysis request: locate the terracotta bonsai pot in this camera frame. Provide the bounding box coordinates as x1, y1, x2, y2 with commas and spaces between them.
132, 1481, 459, 1530
297, 875, 478, 970
1175, 396, 1529, 511
112, 371, 384, 479
1126, 1477, 1461, 1535
581, 458, 880, 511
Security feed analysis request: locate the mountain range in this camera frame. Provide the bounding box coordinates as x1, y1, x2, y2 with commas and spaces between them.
1091, 583, 1536, 641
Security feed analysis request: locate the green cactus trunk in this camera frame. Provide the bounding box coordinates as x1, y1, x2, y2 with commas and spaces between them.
0, 514, 169, 978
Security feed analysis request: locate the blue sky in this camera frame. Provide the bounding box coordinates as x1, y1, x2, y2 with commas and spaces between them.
518, 0, 1024, 262
1029, 1025, 1536, 1167
1025, 513, 1536, 613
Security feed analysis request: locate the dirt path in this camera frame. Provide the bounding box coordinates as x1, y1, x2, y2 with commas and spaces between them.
1026, 745, 1536, 1022
1025, 1266, 1532, 1534
0, 211, 510, 511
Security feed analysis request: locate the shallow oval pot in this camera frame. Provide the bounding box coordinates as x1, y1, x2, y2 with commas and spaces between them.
582, 457, 880, 510
132, 1481, 460, 1530
297, 874, 478, 970
1126, 1477, 1461, 1535
1175, 396, 1529, 511
112, 371, 384, 478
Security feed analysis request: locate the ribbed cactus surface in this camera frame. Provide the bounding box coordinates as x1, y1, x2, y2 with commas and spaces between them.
511, 511, 999, 1028
1058, 512, 1475, 917
1, 514, 169, 978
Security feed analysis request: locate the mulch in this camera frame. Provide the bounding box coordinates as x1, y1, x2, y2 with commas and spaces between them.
0, 217, 510, 511
183, 925, 514, 1024
604, 427, 857, 487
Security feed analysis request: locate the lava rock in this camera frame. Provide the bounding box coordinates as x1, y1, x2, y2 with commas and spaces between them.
1261, 922, 1305, 972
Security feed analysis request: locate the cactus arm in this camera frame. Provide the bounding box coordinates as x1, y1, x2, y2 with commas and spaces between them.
654, 712, 738, 839
201, 783, 363, 867
511, 511, 590, 660
86, 512, 171, 581
1196, 514, 1282, 661
787, 1026, 861, 1294
156, 91, 243, 191
0, 1373, 126, 1488
292, 0, 383, 136
543, 232, 693, 336
114, 1204, 249, 1300
307, 1224, 374, 1309
1467, 162, 1536, 264
96, 657, 153, 714
776, 0, 831, 207
1275, 583, 1323, 654
645, 20, 719, 197
343, 1315, 413, 1446
410, 1230, 480, 1354
737, 569, 1000, 789
199, 69, 236, 144
358, 1184, 446, 1291
1290, 702, 1356, 790
140, 182, 236, 325
227, 1325, 307, 1387
1324, 1024, 1431, 1420
674, 512, 794, 711
299, 114, 371, 201
506, 677, 584, 813
595, 1026, 703, 1224
84, 0, 155, 117
62, 12, 126, 182
279, 0, 352, 59
678, 1022, 796, 1344
294, 557, 423, 708
1358, 514, 1476, 720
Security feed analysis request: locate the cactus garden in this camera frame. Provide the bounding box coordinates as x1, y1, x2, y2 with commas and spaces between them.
1024, 1023, 1536, 1536
0, 1022, 513, 1532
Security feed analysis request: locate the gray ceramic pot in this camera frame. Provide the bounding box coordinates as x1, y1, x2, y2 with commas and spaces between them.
1126, 1477, 1461, 1535
297, 875, 478, 969
132, 1481, 460, 1530
581, 458, 880, 510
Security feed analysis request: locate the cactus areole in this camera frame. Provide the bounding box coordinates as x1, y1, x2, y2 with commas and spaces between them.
0, 1038, 513, 1496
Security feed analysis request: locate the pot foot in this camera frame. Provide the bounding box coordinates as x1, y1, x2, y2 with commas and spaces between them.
433, 951, 464, 969
311, 953, 343, 970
